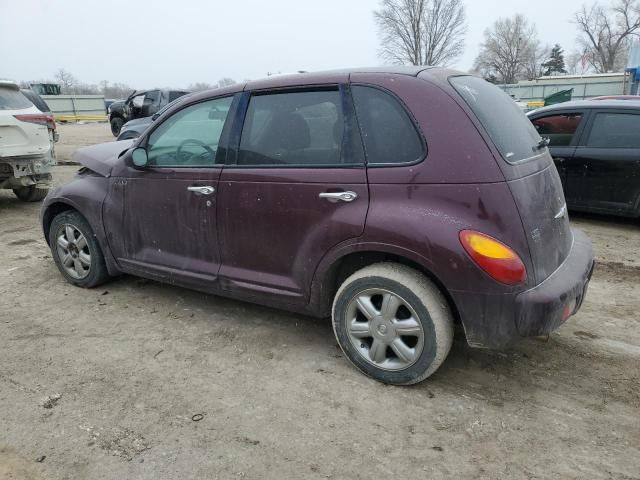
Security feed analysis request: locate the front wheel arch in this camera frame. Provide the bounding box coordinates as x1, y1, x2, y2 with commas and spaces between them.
42, 201, 76, 245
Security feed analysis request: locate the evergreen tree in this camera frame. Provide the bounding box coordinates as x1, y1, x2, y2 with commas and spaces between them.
542, 44, 567, 76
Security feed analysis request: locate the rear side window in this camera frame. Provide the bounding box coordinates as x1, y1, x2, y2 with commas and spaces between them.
352, 86, 424, 165
0, 87, 33, 110
587, 112, 640, 148
450, 76, 542, 163
238, 90, 350, 166
531, 113, 583, 146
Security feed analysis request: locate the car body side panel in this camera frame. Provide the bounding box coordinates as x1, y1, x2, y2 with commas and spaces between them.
567, 147, 640, 216
350, 73, 505, 184
217, 167, 369, 305
309, 180, 532, 345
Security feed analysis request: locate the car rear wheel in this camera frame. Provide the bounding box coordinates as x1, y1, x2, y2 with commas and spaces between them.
48, 210, 110, 288
332, 263, 454, 385
110, 117, 124, 137
13, 185, 48, 202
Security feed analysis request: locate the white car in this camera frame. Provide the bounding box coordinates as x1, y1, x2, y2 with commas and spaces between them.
0, 80, 56, 201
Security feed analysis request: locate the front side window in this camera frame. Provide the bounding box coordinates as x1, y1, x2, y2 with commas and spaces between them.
450, 75, 542, 164
131, 93, 145, 108
147, 96, 233, 167
586, 112, 640, 148
238, 90, 350, 166
352, 86, 424, 165
531, 113, 583, 147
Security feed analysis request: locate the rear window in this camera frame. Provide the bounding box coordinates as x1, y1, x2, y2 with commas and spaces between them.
21, 89, 50, 113
0, 86, 33, 110
450, 76, 542, 163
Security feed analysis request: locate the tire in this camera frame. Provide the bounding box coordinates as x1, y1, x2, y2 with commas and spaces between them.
110, 117, 124, 137
48, 210, 110, 288
332, 263, 454, 385
12, 185, 48, 202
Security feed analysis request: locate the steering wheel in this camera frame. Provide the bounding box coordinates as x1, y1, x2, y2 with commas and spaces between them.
176, 139, 216, 165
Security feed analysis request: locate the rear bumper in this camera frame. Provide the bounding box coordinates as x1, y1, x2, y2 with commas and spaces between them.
452, 228, 594, 349
514, 228, 593, 337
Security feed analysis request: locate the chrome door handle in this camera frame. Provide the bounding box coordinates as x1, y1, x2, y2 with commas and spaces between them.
319, 191, 358, 202
188, 186, 215, 195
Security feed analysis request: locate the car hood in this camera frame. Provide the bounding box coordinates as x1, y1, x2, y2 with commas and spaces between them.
73, 140, 134, 177
122, 117, 152, 128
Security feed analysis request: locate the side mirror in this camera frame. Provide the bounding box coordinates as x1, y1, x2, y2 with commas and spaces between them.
131, 147, 148, 168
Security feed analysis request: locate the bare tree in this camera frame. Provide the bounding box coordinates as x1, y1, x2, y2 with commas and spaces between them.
54, 69, 77, 94
99, 80, 133, 99
374, 0, 466, 66
575, 0, 640, 72
524, 42, 550, 80
472, 14, 540, 84
216, 78, 236, 88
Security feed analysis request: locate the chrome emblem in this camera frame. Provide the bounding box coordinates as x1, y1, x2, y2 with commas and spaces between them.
554, 203, 567, 219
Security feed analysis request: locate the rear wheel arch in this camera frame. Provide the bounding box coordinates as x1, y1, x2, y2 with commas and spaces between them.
311, 248, 462, 328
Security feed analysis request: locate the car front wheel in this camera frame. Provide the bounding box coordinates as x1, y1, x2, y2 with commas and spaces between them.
48, 210, 110, 288
332, 263, 454, 385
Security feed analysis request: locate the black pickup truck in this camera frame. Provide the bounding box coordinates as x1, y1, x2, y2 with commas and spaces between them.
108, 89, 189, 136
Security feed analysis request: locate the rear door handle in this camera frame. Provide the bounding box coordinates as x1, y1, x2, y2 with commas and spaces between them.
319, 191, 358, 203
188, 186, 215, 195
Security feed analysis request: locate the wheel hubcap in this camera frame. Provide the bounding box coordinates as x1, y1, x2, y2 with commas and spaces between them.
55, 224, 91, 280
345, 288, 425, 371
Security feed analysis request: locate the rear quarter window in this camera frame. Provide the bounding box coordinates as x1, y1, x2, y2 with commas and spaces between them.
352, 86, 424, 165
0, 87, 33, 110
450, 76, 542, 164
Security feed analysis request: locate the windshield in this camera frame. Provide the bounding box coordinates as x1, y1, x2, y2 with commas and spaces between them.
450, 76, 542, 164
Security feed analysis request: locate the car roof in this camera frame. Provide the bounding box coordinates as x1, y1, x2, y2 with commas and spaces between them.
529, 99, 640, 115
180, 66, 465, 111
245, 66, 441, 90
188, 66, 455, 100
0, 80, 20, 91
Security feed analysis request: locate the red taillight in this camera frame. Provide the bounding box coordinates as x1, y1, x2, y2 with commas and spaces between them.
14, 114, 56, 131
459, 230, 527, 286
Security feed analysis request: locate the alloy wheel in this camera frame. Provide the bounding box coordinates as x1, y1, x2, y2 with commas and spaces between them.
345, 288, 425, 371
55, 224, 91, 280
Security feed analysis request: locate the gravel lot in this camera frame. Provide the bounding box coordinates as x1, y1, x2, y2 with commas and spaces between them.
1, 124, 638, 479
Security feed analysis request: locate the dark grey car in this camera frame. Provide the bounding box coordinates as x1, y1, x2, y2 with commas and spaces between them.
116, 95, 193, 140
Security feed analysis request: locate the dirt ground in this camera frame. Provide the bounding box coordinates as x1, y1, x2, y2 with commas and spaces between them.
0, 124, 639, 479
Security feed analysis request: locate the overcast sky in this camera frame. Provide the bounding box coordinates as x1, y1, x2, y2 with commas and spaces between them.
1, 0, 586, 89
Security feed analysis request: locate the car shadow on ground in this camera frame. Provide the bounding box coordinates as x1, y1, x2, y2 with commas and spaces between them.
102, 273, 634, 408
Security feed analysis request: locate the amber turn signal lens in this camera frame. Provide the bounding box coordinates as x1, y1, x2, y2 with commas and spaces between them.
459, 230, 527, 285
